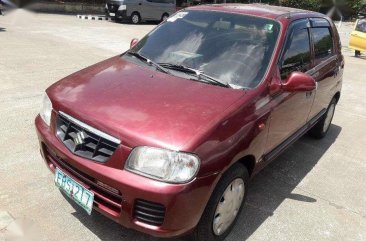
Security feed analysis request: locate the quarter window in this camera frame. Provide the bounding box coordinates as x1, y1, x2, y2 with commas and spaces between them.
281, 28, 311, 79
312, 27, 333, 60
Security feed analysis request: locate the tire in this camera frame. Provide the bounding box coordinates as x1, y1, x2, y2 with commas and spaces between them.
161, 13, 169, 22
308, 98, 337, 139
131, 12, 141, 24
355, 50, 361, 57
194, 163, 249, 241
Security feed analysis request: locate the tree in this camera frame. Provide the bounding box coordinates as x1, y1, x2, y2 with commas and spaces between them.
279, 0, 322, 11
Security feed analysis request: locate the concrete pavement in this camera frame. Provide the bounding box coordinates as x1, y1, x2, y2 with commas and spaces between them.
0, 10, 365, 241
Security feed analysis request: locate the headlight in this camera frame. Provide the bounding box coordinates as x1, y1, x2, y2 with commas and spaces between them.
118, 5, 126, 10
125, 146, 200, 183
40, 93, 52, 126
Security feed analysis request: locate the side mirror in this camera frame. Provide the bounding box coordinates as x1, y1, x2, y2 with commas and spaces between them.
130, 38, 139, 49
282, 72, 316, 92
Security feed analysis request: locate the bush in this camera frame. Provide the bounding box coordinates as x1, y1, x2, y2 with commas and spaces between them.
279, 0, 322, 11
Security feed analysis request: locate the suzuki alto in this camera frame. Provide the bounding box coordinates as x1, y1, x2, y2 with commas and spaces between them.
35, 4, 343, 241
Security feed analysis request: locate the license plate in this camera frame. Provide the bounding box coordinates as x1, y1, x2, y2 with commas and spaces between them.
109, 13, 115, 16
54, 168, 94, 215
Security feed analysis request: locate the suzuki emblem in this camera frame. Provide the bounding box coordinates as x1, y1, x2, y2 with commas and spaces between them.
74, 131, 86, 147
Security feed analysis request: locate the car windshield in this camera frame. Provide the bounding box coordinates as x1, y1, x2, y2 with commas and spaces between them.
127, 10, 280, 89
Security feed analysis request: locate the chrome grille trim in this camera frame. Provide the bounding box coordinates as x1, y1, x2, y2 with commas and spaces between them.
59, 111, 121, 145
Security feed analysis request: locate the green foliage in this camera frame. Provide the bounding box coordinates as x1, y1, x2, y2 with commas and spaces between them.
279, 0, 322, 11
346, 0, 365, 12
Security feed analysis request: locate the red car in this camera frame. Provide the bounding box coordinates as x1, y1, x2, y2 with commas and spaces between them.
35, 4, 343, 241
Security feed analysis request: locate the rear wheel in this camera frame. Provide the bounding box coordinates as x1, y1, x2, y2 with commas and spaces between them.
355, 50, 361, 57
308, 98, 337, 139
194, 163, 249, 241
131, 12, 140, 24
161, 13, 169, 22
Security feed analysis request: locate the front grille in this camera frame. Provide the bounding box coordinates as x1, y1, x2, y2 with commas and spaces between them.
107, 3, 120, 13
134, 199, 166, 226
43, 145, 123, 216
56, 112, 120, 163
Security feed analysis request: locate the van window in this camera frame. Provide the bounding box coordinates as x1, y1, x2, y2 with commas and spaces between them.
148, 0, 174, 3
281, 28, 311, 79
312, 27, 333, 60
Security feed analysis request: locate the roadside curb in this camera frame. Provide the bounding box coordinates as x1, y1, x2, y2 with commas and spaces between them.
77, 15, 112, 21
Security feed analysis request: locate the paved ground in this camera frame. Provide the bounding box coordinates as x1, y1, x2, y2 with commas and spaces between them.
0, 10, 366, 241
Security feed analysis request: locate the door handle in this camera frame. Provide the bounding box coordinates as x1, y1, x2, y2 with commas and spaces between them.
138, 3, 142, 5
334, 66, 341, 76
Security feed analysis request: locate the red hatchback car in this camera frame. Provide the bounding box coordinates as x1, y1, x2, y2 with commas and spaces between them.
35, 4, 343, 241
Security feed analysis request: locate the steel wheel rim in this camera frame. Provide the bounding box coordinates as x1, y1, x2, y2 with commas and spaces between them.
163, 15, 168, 21
213, 178, 245, 236
323, 103, 335, 132
132, 15, 139, 23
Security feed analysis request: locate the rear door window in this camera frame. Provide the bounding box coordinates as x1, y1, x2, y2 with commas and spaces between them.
312, 27, 334, 61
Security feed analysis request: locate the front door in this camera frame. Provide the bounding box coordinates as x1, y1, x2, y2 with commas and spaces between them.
265, 19, 315, 154
142, 0, 163, 20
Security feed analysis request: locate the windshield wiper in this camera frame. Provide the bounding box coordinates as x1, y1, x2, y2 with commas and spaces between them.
159, 63, 230, 88
126, 51, 170, 74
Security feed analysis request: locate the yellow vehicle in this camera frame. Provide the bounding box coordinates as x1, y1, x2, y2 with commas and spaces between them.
349, 18, 366, 56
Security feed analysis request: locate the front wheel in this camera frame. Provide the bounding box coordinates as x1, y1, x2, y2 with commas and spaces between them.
308, 98, 337, 139
355, 50, 361, 57
131, 12, 140, 24
194, 163, 249, 241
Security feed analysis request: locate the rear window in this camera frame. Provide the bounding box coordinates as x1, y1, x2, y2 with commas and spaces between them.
312, 27, 333, 60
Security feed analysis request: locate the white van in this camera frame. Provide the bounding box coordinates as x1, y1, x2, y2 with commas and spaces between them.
105, 0, 176, 24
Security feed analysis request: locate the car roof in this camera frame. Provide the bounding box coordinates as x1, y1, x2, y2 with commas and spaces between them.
186, 3, 323, 20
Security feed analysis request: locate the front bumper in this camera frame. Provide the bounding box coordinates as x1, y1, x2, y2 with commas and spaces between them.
105, 8, 128, 20
35, 114, 218, 238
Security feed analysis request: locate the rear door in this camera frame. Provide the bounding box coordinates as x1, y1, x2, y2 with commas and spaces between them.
307, 18, 340, 119
349, 19, 366, 52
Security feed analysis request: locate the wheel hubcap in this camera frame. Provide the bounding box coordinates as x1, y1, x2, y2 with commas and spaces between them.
323, 103, 335, 132
213, 178, 245, 236
163, 15, 168, 21
132, 15, 139, 23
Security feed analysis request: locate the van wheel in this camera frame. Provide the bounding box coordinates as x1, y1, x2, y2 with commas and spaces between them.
194, 163, 248, 241
355, 50, 361, 57
131, 12, 141, 24
308, 98, 337, 139
161, 13, 169, 22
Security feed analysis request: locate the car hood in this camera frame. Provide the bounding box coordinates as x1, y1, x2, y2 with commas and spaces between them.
48, 56, 246, 151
